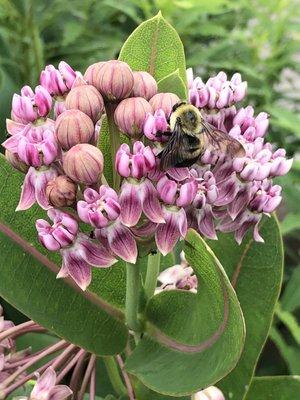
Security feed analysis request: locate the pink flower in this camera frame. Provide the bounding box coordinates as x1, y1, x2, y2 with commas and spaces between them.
37, 209, 116, 290
115, 142, 156, 179
30, 367, 72, 400
77, 186, 121, 229
155, 252, 198, 293
12, 85, 52, 124
194, 386, 225, 400
40, 62, 77, 97
3, 129, 59, 168
17, 166, 59, 211
143, 109, 170, 142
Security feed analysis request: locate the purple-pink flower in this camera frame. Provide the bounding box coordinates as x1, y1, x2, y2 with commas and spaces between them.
12, 85, 52, 124
29, 367, 72, 400
36, 209, 116, 290
40, 62, 77, 97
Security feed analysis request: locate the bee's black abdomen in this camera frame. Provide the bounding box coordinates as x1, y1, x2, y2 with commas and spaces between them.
174, 155, 200, 168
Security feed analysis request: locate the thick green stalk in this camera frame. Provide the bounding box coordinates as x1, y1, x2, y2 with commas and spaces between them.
125, 262, 141, 334
105, 103, 121, 190
144, 251, 161, 299
103, 357, 127, 396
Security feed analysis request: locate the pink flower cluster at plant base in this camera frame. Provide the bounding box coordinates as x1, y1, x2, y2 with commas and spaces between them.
2, 57, 292, 291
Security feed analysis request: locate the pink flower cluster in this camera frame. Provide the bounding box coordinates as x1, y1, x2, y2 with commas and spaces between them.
2, 58, 292, 291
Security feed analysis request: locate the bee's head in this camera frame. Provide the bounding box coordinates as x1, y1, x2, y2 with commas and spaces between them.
170, 102, 202, 133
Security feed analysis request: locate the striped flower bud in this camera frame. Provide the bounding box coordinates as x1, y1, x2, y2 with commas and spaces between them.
131, 71, 158, 100
65, 83, 104, 123
63, 144, 104, 185
46, 175, 77, 207
93, 60, 134, 101
114, 97, 152, 139
55, 109, 95, 150
149, 92, 180, 116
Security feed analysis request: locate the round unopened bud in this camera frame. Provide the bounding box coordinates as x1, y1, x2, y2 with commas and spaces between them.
114, 97, 152, 139
55, 109, 94, 150
83, 62, 105, 86
132, 71, 158, 100
94, 60, 134, 101
65, 84, 104, 123
46, 175, 77, 207
63, 144, 104, 185
149, 92, 180, 116
5, 150, 29, 173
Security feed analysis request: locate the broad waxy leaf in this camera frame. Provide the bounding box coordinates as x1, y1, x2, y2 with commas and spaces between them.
125, 229, 245, 396
245, 376, 300, 400
281, 266, 300, 312
0, 156, 128, 355
208, 216, 283, 400
119, 12, 187, 84
157, 69, 187, 99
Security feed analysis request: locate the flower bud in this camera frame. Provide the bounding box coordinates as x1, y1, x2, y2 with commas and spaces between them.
149, 92, 180, 116
131, 71, 158, 100
65, 84, 104, 123
46, 175, 77, 207
63, 144, 104, 184
93, 60, 134, 101
114, 97, 152, 138
83, 62, 105, 86
55, 109, 95, 150
5, 150, 29, 173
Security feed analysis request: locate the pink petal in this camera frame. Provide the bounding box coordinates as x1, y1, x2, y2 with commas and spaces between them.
35, 168, 58, 210
106, 221, 138, 263
61, 249, 92, 291
140, 180, 165, 223
77, 234, 116, 267
49, 385, 73, 400
16, 167, 36, 211
119, 182, 142, 227
31, 367, 56, 399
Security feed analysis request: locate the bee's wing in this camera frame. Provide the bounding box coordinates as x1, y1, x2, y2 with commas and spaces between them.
158, 123, 191, 170
202, 121, 245, 158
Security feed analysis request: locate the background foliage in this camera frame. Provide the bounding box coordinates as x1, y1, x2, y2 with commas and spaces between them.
0, 0, 299, 386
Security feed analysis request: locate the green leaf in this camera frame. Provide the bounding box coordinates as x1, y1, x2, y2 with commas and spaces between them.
119, 12, 187, 84
245, 376, 300, 400
125, 229, 245, 396
280, 213, 300, 235
157, 69, 187, 99
270, 327, 300, 374
275, 303, 300, 345
281, 266, 300, 312
207, 215, 283, 400
0, 156, 128, 355
267, 105, 300, 138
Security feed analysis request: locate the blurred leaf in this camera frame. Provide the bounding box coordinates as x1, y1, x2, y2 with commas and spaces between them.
270, 327, 300, 374
245, 376, 300, 400
281, 266, 300, 312
125, 229, 245, 396
208, 216, 283, 400
267, 106, 300, 138
281, 213, 300, 235
275, 303, 300, 345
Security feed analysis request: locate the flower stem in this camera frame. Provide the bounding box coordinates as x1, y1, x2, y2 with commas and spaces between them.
144, 251, 161, 299
105, 103, 121, 190
103, 357, 127, 396
116, 355, 135, 400
78, 354, 96, 400
125, 262, 142, 335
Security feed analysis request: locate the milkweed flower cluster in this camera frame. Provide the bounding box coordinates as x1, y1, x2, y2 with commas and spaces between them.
2, 57, 292, 291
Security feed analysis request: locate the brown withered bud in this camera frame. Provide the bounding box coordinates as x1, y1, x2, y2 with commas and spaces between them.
65, 81, 104, 123
55, 109, 95, 150
83, 62, 105, 86
93, 60, 134, 101
114, 97, 152, 139
63, 143, 104, 185
46, 175, 77, 207
5, 150, 29, 173
149, 92, 180, 116
131, 71, 158, 100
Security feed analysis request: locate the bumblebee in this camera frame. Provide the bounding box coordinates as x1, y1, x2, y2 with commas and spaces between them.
158, 102, 245, 170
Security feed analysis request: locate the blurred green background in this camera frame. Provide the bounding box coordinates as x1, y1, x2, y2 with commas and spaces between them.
0, 0, 300, 378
